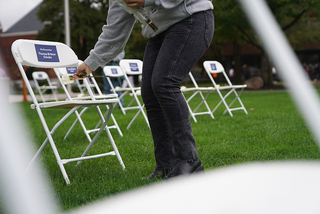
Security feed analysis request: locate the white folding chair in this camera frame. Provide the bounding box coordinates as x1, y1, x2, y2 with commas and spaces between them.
32, 71, 58, 102
103, 65, 128, 114
117, 59, 149, 129
181, 72, 215, 123
54, 63, 123, 140
83, 65, 123, 136
203, 60, 248, 117
12, 39, 125, 184
75, 78, 96, 95
69, 64, 96, 95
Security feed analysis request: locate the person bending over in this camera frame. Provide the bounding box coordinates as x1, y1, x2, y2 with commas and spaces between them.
75, 0, 214, 180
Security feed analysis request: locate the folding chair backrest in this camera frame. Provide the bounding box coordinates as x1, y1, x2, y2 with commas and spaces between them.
103, 66, 125, 78
203, 61, 233, 86
120, 59, 143, 75
12, 39, 78, 68
12, 39, 78, 105
32, 71, 49, 80
203, 61, 225, 74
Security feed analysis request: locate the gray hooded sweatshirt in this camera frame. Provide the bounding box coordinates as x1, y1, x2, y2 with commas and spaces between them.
85, 0, 213, 71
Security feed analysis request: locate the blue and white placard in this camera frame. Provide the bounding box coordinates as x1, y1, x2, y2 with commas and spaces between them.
210, 63, 217, 71
66, 67, 77, 74
111, 68, 118, 74
129, 63, 139, 72
35, 44, 60, 63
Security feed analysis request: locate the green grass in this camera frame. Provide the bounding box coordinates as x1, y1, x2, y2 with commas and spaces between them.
13, 89, 320, 211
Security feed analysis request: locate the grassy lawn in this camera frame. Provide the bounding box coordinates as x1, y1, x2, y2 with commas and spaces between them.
11, 88, 320, 211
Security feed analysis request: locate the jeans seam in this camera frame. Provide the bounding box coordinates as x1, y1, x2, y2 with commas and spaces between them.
167, 17, 193, 123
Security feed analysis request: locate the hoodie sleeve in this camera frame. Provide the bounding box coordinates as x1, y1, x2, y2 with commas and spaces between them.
84, 0, 136, 71
144, 0, 184, 9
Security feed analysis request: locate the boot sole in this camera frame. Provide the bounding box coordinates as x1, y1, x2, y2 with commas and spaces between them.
193, 164, 205, 174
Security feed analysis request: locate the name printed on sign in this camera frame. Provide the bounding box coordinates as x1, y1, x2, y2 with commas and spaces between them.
35, 44, 60, 62
129, 63, 139, 72
210, 64, 217, 71
111, 68, 118, 74
66, 67, 77, 74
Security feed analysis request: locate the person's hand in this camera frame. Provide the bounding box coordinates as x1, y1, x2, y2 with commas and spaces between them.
124, 0, 144, 7
74, 62, 92, 79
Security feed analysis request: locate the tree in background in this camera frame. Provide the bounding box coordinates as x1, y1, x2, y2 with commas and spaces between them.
36, 0, 320, 85
211, 0, 320, 84
37, 0, 109, 61
37, 0, 147, 62
125, 24, 148, 60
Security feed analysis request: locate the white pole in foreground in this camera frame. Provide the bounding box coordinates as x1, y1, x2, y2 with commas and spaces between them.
238, 0, 320, 147
0, 86, 59, 213
64, 0, 72, 94
64, 0, 71, 47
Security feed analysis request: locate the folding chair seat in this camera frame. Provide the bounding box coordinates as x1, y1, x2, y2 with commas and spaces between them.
203, 60, 248, 117
118, 59, 149, 129
180, 71, 215, 122
12, 39, 125, 184
32, 71, 58, 102
54, 63, 123, 140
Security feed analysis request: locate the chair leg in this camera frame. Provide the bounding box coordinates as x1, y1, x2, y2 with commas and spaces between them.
235, 89, 248, 114
117, 91, 129, 115
183, 90, 214, 122
126, 104, 150, 130
104, 121, 125, 169
213, 90, 234, 117
52, 88, 58, 101
110, 113, 123, 136
184, 91, 199, 123
94, 106, 123, 137
194, 91, 214, 119
222, 89, 248, 115
77, 105, 125, 169
126, 108, 142, 129
64, 107, 92, 142
28, 106, 80, 184
39, 90, 46, 103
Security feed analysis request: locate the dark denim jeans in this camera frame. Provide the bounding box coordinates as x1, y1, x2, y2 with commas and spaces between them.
141, 10, 214, 170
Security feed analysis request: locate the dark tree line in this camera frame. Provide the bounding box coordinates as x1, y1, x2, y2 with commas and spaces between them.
36, 0, 320, 84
